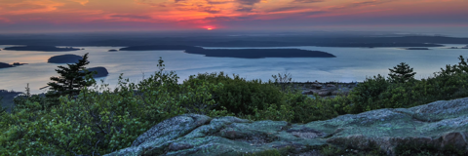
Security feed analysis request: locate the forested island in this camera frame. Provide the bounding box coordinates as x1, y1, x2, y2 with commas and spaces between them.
47, 54, 83, 63
405, 48, 430, 50
120, 45, 336, 58
88, 67, 109, 78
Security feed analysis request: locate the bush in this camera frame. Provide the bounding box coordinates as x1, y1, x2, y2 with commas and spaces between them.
0, 57, 231, 155
343, 56, 468, 114
345, 74, 390, 113
183, 72, 285, 117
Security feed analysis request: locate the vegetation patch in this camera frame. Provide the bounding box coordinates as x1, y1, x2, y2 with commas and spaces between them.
2, 54, 468, 155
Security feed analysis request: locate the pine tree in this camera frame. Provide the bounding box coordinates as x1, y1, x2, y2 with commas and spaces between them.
47, 53, 96, 98
388, 62, 416, 83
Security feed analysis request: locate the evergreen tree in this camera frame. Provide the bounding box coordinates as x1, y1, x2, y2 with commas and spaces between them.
47, 53, 96, 98
440, 55, 468, 76
388, 62, 416, 83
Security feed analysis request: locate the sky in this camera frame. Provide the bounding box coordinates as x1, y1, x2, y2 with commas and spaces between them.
0, 0, 467, 33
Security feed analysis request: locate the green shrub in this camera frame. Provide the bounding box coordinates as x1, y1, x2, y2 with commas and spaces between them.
343, 56, 468, 114
184, 72, 285, 117
345, 74, 390, 113
0, 57, 232, 155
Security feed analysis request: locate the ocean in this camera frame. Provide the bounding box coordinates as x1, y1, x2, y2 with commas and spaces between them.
1, 45, 467, 94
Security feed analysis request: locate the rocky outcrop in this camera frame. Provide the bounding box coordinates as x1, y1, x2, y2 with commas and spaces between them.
106, 97, 468, 156
302, 82, 356, 97
47, 54, 83, 63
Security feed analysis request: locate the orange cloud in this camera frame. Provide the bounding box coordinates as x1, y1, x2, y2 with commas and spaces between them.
1, 0, 65, 15
0, 0, 466, 31
68, 0, 89, 6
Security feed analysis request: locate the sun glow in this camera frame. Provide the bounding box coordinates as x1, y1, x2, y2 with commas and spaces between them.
203, 26, 215, 30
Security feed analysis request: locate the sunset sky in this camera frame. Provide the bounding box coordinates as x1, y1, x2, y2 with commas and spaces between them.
0, 0, 467, 33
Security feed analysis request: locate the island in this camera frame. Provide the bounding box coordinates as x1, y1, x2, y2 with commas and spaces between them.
120, 45, 336, 58
0, 62, 28, 69
405, 48, 430, 50
87, 67, 109, 78
186, 48, 336, 58
4, 46, 81, 52
48, 54, 83, 63
108, 49, 119, 52
12, 62, 27, 66
0, 62, 13, 69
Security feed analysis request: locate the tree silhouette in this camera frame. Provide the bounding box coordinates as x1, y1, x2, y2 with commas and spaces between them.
47, 53, 96, 98
388, 62, 416, 83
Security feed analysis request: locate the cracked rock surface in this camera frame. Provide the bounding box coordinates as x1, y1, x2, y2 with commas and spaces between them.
106, 97, 468, 156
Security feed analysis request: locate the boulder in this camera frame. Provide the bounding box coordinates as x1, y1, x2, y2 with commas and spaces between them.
106, 97, 468, 156
312, 84, 322, 89
47, 54, 83, 64
317, 90, 331, 96
87, 67, 109, 78
326, 84, 336, 88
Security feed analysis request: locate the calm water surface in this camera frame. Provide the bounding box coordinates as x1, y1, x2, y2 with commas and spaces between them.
1, 45, 467, 94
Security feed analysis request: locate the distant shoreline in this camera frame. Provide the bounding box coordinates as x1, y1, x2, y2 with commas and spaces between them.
3, 46, 82, 52
0, 35, 463, 47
